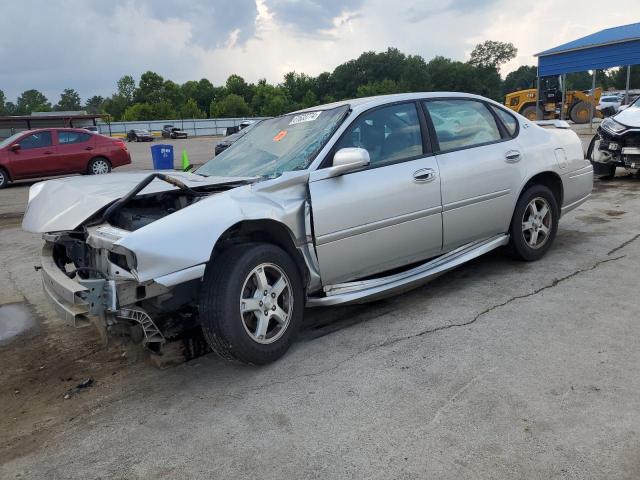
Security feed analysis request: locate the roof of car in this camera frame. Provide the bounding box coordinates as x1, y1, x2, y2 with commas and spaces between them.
292, 92, 497, 115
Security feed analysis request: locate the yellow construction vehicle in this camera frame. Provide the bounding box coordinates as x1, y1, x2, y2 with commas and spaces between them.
505, 77, 602, 123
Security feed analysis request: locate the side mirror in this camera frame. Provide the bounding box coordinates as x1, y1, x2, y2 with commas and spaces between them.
10, 143, 20, 151
327, 148, 370, 177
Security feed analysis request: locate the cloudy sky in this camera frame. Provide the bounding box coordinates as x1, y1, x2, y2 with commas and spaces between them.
0, 0, 637, 102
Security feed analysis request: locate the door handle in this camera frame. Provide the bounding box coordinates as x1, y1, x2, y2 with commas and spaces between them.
43, 151, 53, 155
85, 146, 94, 151
505, 150, 521, 163
413, 168, 436, 183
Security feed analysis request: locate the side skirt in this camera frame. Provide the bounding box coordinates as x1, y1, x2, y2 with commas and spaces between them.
306, 234, 509, 307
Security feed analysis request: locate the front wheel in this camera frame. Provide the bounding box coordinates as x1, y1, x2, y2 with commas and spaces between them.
199, 243, 304, 364
87, 157, 112, 175
507, 184, 559, 261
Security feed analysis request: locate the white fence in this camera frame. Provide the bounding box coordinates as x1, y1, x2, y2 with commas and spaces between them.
97, 117, 267, 137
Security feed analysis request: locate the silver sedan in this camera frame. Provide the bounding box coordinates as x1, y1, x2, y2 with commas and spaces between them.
23, 92, 593, 364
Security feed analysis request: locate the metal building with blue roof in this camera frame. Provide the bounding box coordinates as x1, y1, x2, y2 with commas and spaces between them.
535, 22, 640, 77
532, 22, 640, 121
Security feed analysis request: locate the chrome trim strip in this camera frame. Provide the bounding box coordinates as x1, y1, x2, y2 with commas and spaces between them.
316, 205, 443, 245
561, 193, 591, 216
306, 234, 510, 306
443, 189, 511, 212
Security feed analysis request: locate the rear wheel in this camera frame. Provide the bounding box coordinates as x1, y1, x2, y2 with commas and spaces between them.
0, 167, 9, 189
570, 101, 591, 123
87, 157, 111, 175
199, 243, 304, 364
508, 184, 559, 261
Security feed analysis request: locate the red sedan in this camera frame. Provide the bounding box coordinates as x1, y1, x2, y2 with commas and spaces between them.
0, 128, 131, 188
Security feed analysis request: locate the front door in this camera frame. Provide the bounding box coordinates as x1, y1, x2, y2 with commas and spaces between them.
10, 131, 58, 179
309, 102, 443, 285
423, 99, 526, 250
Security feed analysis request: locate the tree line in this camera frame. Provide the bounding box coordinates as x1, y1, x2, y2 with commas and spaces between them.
1, 41, 639, 121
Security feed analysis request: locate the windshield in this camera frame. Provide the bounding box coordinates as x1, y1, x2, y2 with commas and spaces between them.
197, 105, 349, 179
0, 132, 24, 149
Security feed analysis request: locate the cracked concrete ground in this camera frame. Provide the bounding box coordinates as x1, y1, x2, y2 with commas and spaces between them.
1, 173, 640, 479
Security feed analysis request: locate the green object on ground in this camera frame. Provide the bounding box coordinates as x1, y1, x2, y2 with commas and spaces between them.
182, 149, 190, 171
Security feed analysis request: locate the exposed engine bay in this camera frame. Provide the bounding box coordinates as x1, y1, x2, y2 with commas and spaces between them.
42, 173, 253, 354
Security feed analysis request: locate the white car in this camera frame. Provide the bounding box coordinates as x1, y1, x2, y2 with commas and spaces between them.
597, 95, 623, 115
23, 92, 593, 364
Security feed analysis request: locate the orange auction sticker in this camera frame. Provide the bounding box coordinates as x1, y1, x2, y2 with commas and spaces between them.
273, 130, 288, 142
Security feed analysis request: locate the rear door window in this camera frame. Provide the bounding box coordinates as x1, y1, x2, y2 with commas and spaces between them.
19, 131, 52, 149
489, 105, 518, 137
424, 99, 502, 152
58, 131, 91, 145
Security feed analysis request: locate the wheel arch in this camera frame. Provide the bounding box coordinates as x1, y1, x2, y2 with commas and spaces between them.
212, 219, 311, 290
511, 171, 564, 226
0, 164, 12, 181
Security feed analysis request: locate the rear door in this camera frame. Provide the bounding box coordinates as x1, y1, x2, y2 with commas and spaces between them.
422, 99, 526, 250
55, 130, 95, 173
9, 131, 58, 179
309, 101, 443, 285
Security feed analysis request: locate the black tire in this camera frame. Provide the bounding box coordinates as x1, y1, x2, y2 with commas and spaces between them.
520, 105, 542, 121
507, 184, 559, 261
570, 101, 591, 124
199, 243, 304, 365
87, 157, 112, 175
0, 167, 9, 189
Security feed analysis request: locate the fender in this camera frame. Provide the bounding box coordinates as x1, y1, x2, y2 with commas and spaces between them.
115, 171, 319, 286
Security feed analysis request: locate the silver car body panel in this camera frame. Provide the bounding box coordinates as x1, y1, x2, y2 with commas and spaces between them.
23, 92, 593, 313
307, 234, 510, 306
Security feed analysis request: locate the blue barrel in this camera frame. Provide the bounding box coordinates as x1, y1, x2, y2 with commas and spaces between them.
151, 144, 174, 169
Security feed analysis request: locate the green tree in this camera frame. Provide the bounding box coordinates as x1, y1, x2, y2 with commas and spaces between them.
122, 102, 155, 121
117, 75, 136, 104
503, 65, 537, 94
54, 88, 82, 111
211, 94, 251, 117
85, 95, 104, 114
468, 40, 517, 70
4, 102, 16, 115
102, 94, 128, 121
135, 71, 165, 104
182, 78, 219, 115
16, 89, 51, 114
152, 101, 177, 119
161, 80, 184, 109
180, 98, 205, 119
0, 90, 5, 115
356, 79, 401, 97
225, 74, 251, 103
610, 65, 640, 91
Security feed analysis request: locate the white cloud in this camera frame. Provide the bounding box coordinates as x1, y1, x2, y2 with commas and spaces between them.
1, 0, 638, 104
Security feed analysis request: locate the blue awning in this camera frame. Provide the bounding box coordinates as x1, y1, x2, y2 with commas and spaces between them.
535, 22, 640, 77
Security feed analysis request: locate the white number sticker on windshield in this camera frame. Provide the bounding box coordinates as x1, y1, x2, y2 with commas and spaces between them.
289, 111, 321, 125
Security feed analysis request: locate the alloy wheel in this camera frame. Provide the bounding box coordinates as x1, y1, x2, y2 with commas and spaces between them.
522, 197, 552, 249
91, 159, 110, 174
239, 263, 293, 344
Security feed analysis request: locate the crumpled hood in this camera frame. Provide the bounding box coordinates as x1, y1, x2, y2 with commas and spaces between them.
22, 171, 247, 233
614, 104, 640, 128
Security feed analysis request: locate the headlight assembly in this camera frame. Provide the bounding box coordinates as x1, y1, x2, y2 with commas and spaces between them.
602, 117, 626, 134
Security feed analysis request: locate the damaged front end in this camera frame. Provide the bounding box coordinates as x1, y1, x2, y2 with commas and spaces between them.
35, 173, 250, 351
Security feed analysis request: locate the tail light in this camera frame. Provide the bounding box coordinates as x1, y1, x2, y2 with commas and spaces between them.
114, 140, 127, 150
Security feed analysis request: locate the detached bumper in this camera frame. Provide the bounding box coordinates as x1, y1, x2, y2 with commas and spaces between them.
41, 243, 90, 327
